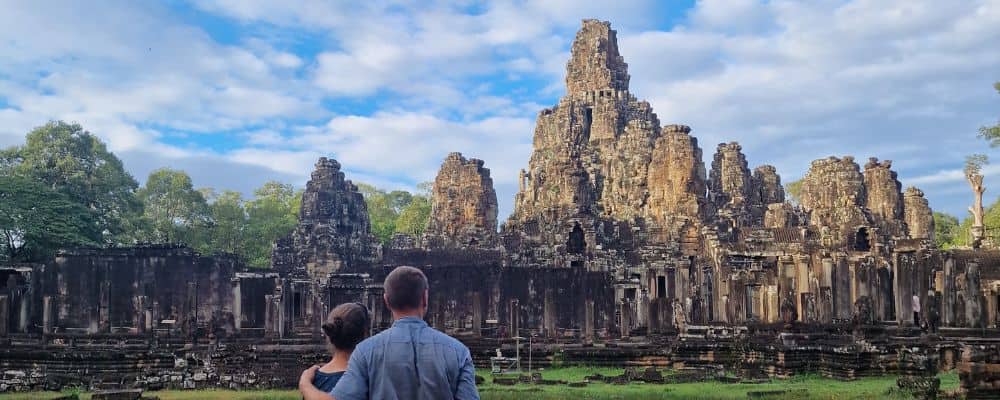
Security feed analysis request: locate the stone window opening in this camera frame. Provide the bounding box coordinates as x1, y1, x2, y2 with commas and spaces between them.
582, 107, 593, 140
567, 222, 586, 254
854, 227, 871, 252
657, 276, 667, 299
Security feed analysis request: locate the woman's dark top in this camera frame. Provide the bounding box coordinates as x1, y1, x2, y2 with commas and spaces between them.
312, 370, 345, 393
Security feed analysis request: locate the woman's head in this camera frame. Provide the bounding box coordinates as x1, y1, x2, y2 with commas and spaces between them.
321, 302, 370, 352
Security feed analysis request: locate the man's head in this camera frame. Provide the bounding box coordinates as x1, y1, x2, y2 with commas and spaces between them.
383, 266, 429, 317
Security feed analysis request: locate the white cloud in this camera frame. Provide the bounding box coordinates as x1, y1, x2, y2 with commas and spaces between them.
617, 0, 1000, 217
2, 0, 999, 222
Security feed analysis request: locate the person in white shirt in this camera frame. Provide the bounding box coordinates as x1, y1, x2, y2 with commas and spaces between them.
911, 292, 921, 327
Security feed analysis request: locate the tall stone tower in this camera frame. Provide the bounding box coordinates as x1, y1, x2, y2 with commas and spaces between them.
505, 19, 707, 268
423, 152, 499, 249
272, 157, 377, 280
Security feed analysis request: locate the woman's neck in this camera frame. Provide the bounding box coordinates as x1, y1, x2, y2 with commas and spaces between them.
319, 350, 351, 373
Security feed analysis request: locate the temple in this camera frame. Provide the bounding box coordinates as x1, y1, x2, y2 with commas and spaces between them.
2, 19, 999, 397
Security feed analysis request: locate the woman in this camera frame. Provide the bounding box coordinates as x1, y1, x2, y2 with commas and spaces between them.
312, 302, 371, 392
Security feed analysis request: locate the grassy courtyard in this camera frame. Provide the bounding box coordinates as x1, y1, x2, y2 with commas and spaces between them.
0, 368, 960, 400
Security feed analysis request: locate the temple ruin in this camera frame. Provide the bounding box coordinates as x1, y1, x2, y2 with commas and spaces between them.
2, 19, 999, 396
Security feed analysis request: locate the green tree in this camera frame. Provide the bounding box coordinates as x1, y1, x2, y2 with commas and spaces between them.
784, 179, 803, 204
933, 212, 960, 249
0, 175, 98, 261
977, 82, 1000, 147
205, 190, 248, 256
396, 196, 432, 236
358, 183, 402, 243
244, 181, 300, 268
136, 168, 210, 248
1, 121, 141, 243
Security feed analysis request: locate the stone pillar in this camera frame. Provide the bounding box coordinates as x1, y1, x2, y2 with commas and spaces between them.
765, 285, 778, 323
584, 300, 594, 341
186, 281, 198, 335
0, 295, 8, 335
233, 280, 242, 331
99, 278, 110, 333
893, 253, 914, 326
134, 295, 146, 334
509, 299, 519, 339
620, 300, 632, 337
942, 258, 955, 326
985, 288, 997, 328
18, 294, 29, 332
264, 294, 278, 338
471, 292, 482, 337
42, 296, 52, 335
795, 256, 811, 322
543, 289, 556, 338
965, 262, 983, 328
834, 257, 851, 320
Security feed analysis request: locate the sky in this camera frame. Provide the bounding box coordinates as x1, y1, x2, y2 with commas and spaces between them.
1, 0, 998, 220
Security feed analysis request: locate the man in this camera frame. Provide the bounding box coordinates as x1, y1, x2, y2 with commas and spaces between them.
299, 266, 480, 400
912, 292, 921, 328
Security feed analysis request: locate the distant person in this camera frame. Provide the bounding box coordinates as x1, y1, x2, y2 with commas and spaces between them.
312, 303, 371, 393
299, 266, 480, 400
912, 292, 921, 328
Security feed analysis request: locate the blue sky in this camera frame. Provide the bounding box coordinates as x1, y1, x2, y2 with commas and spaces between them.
1, 0, 998, 220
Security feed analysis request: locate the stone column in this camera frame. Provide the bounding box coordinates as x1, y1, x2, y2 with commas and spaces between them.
134, 295, 146, 334
18, 294, 29, 332
620, 300, 632, 337
893, 253, 914, 326
942, 258, 955, 326
233, 280, 242, 331
543, 289, 556, 338
264, 294, 277, 337
795, 256, 811, 322
584, 300, 594, 341
99, 278, 110, 333
471, 292, 482, 337
42, 296, 52, 335
509, 299, 519, 339
0, 295, 8, 335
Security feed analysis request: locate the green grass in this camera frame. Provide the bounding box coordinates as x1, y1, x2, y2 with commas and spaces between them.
0, 369, 960, 400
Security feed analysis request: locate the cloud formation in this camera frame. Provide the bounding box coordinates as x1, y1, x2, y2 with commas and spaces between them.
0, 0, 998, 220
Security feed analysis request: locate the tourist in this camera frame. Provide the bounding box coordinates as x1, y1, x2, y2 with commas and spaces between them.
312, 303, 371, 393
912, 292, 921, 328
299, 266, 480, 400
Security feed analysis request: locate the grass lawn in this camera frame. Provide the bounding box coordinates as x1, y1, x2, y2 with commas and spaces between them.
0, 368, 960, 400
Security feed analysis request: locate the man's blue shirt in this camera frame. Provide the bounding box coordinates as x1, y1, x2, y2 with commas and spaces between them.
329, 316, 480, 400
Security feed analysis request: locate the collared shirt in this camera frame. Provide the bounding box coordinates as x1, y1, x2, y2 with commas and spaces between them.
912, 295, 921, 313
329, 316, 480, 400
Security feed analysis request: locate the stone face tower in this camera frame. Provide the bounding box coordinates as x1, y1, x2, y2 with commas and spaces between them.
272, 157, 377, 280
508, 19, 707, 264
903, 187, 934, 241
423, 152, 499, 248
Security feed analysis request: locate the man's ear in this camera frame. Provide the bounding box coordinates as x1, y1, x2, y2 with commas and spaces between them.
384, 293, 390, 309
422, 289, 429, 308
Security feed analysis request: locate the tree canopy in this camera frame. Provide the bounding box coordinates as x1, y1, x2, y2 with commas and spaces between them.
933, 212, 960, 250
784, 179, 803, 204
1, 121, 140, 243
0, 121, 435, 265
359, 182, 433, 243
977, 82, 1000, 147
0, 175, 99, 261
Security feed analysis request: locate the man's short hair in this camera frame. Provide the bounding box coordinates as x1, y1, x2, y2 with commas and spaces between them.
384, 266, 428, 311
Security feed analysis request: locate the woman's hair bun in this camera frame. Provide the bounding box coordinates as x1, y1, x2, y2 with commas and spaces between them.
322, 303, 370, 351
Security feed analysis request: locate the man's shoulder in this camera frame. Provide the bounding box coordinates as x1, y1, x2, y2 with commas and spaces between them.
355, 329, 392, 353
